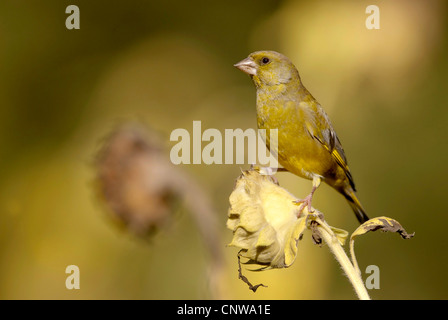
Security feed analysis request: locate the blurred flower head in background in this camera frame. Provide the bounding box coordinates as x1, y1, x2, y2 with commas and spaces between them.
95, 124, 177, 235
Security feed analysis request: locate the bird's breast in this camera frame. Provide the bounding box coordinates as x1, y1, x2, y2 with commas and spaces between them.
256, 97, 335, 180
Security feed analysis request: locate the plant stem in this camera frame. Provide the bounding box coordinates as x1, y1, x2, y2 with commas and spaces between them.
316, 221, 370, 300
350, 240, 362, 277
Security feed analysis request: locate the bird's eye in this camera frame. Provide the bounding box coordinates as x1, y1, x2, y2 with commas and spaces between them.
261, 57, 270, 64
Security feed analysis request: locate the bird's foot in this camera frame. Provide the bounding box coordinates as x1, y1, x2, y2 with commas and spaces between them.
293, 194, 314, 217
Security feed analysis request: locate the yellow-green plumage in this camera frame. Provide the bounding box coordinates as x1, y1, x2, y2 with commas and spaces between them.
235, 51, 369, 224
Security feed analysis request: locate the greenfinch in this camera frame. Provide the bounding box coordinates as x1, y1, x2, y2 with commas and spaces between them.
234, 51, 369, 224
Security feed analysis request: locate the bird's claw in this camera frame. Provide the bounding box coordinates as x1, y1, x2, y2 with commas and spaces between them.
293, 194, 314, 217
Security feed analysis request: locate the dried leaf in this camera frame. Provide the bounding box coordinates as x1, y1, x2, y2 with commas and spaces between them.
331, 226, 349, 245
349, 216, 414, 276
351, 216, 415, 241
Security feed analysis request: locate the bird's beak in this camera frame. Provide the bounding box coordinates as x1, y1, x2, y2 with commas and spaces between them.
234, 57, 257, 76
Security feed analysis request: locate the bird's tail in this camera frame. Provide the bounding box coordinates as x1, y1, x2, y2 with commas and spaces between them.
343, 188, 369, 224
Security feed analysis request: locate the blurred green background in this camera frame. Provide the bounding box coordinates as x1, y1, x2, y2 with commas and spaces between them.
0, 0, 447, 299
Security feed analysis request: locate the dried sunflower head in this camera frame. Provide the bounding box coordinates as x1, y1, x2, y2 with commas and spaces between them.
227, 169, 308, 270
95, 124, 176, 235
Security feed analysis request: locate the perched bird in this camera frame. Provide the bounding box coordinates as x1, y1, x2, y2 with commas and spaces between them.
234, 51, 369, 224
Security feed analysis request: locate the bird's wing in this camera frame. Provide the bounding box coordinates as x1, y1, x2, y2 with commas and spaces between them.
299, 102, 356, 190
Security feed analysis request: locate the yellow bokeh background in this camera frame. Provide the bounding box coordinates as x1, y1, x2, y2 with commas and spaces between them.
0, 0, 447, 299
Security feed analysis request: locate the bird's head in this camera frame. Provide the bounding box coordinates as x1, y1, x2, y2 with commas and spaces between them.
234, 51, 300, 88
